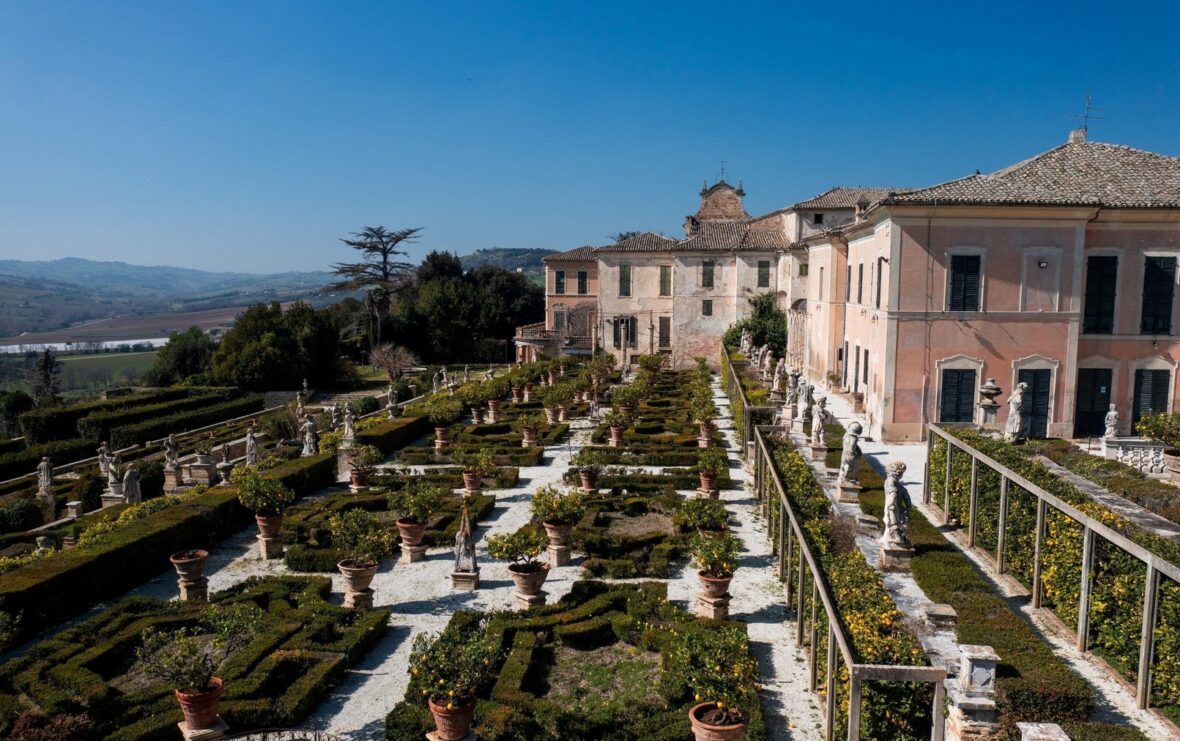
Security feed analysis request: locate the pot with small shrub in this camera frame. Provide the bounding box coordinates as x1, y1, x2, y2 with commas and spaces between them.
1136, 412, 1180, 484
523, 381, 535, 402
136, 604, 260, 731
455, 448, 497, 493
672, 626, 759, 740
571, 447, 605, 490
603, 409, 628, 448
346, 444, 384, 491
692, 390, 717, 448
517, 412, 545, 447
328, 509, 394, 600
486, 525, 550, 596
691, 533, 740, 598
530, 485, 587, 549
611, 383, 642, 417
422, 397, 465, 450
675, 497, 728, 537
409, 626, 501, 741
231, 467, 295, 553
538, 386, 560, 423
696, 448, 728, 496
388, 481, 447, 547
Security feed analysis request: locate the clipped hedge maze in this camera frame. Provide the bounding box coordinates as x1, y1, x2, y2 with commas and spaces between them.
574, 487, 689, 578
0, 576, 388, 740
384, 581, 766, 741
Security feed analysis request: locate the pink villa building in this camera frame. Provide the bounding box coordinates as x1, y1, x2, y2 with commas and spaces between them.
515, 246, 599, 363
803, 131, 1180, 442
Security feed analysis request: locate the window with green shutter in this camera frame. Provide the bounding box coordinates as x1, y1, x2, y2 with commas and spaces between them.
1083, 256, 1117, 334
948, 255, 981, 311
619, 264, 632, 297
940, 369, 977, 423
554, 270, 565, 295
701, 260, 715, 289
659, 265, 672, 296
757, 260, 770, 288
1140, 256, 1175, 334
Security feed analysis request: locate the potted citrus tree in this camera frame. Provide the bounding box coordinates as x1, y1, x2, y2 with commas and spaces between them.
486, 525, 550, 597
409, 627, 501, 741
696, 447, 728, 496
136, 604, 260, 731
691, 533, 740, 599
231, 466, 295, 544
516, 412, 546, 448
692, 388, 717, 448
673, 626, 759, 740
455, 448, 497, 492
347, 443, 383, 491
1136, 412, 1180, 483
530, 485, 587, 551
611, 383, 642, 417
675, 497, 728, 537
327, 509, 394, 598
571, 448, 606, 490
603, 409, 628, 448
423, 397, 465, 450
388, 481, 447, 548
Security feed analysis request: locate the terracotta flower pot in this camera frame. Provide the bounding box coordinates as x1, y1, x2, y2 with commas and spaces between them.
1165, 449, 1180, 485
699, 472, 718, 493
338, 559, 378, 593
689, 701, 747, 741
544, 407, 558, 423
255, 514, 283, 539
429, 698, 476, 741
521, 428, 537, 447
508, 563, 550, 596
488, 399, 501, 414
698, 571, 733, 598
579, 470, 598, 491
557, 404, 568, 422
609, 426, 624, 448
524, 383, 534, 401
169, 549, 209, 580
511, 387, 523, 403
542, 522, 571, 548
462, 471, 481, 491
349, 469, 368, 490
434, 427, 451, 448
176, 677, 224, 730
397, 518, 427, 547
471, 407, 484, 425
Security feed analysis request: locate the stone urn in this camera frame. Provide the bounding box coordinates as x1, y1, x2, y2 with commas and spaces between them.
176, 677, 225, 731
169, 549, 209, 581
462, 470, 481, 492
689, 701, 747, 741
487, 399, 501, 420
542, 522, 572, 548
471, 407, 484, 425
396, 518, 427, 547
524, 382, 534, 401
429, 698, 476, 741
434, 427, 451, 450
521, 427, 538, 447
609, 426, 624, 448
349, 468, 368, 490
698, 422, 713, 449
338, 559, 379, 594
543, 406, 558, 424
556, 404, 567, 423
255, 514, 283, 539
511, 386, 523, 403
698, 571, 732, 598
508, 563, 550, 596
578, 469, 598, 491
699, 472, 718, 494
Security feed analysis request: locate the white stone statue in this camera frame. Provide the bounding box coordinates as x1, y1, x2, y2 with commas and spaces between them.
34, 535, 53, 555
881, 461, 912, 548
838, 422, 863, 486
295, 391, 306, 418
302, 378, 309, 396
485, 367, 496, 381
37, 457, 53, 497
97, 442, 111, 479
245, 427, 259, 467
329, 404, 341, 430
453, 501, 478, 575
811, 397, 832, 447
1004, 382, 1027, 442
1104, 404, 1119, 439
432, 373, 441, 395
163, 433, 179, 469
107, 454, 123, 488
123, 466, 141, 505
463, 365, 470, 383
772, 363, 783, 393
785, 373, 800, 407
300, 415, 319, 457
342, 408, 356, 445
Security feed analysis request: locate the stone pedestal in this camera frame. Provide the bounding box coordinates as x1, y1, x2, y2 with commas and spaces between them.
434, 439, 451, 452
164, 466, 181, 493
66, 500, 84, 519
945, 644, 1001, 741
878, 544, 915, 572
401, 544, 428, 564
514, 590, 546, 610
258, 535, 284, 560
836, 480, 861, 503
452, 570, 480, 590
926, 603, 958, 629
1015, 723, 1069, 741
793, 417, 808, 434
547, 544, 571, 567
945, 700, 1000, 741
427, 732, 475, 741
101, 483, 125, 508
178, 576, 209, 603
178, 716, 228, 741
698, 487, 720, 500
697, 436, 710, 449
186, 461, 218, 485
696, 592, 731, 620
38, 496, 55, 524
344, 588, 374, 609
809, 444, 827, 461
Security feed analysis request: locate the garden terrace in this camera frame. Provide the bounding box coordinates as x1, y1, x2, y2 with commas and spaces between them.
561, 464, 736, 493
383, 580, 768, 741
572, 487, 689, 578
927, 424, 1180, 725
0, 575, 389, 740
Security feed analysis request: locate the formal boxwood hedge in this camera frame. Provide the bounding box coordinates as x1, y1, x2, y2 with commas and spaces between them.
0, 437, 96, 482
354, 414, 431, 452
109, 396, 265, 448
384, 580, 767, 741
0, 575, 388, 739
17, 388, 192, 444
573, 487, 688, 579
76, 389, 241, 442
928, 429, 1180, 716
0, 453, 336, 644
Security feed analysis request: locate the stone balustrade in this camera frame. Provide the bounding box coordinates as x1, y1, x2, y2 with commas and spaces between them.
1101, 436, 1167, 477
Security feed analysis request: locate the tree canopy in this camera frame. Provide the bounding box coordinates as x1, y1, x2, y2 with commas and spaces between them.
722, 293, 787, 357
143, 327, 216, 386
210, 302, 346, 390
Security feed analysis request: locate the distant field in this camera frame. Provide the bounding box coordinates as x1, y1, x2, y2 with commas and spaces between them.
58, 351, 158, 390
0, 305, 252, 346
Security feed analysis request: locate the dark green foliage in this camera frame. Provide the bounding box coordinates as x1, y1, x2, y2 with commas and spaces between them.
109, 396, 264, 448
210, 302, 345, 390
142, 327, 217, 386
30, 349, 61, 405
722, 293, 786, 357
0, 390, 33, 439
0, 438, 94, 481
76, 389, 240, 442
19, 388, 190, 443
70, 473, 105, 512
0, 498, 44, 534
0, 576, 388, 739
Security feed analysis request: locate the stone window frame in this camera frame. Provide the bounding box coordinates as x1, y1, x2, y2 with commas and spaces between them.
934, 353, 986, 425
1018, 246, 1062, 312
1137, 248, 1180, 337
577, 270, 589, 295
757, 259, 771, 288
554, 270, 566, 295
702, 299, 713, 317
1010, 354, 1060, 432
944, 246, 986, 313
701, 259, 716, 289
659, 265, 672, 296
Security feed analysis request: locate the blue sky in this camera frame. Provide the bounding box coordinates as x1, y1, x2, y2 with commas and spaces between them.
1, 1, 1178, 273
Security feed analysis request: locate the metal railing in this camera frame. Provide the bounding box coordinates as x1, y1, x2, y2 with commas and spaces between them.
753, 425, 947, 740
721, 353, 775, 459
925, 423, 1178, 710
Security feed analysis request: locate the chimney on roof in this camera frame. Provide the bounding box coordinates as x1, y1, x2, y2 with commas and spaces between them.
1068, 128, 1087, 144
854, 195, 870, 222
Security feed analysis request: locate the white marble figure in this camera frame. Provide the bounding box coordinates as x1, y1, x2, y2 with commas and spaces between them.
772, 363, 783, 393
300, 415, 319, 457
838, 422, 863, 486
37, 457, 53, 497
34, 536, 52, 555
163, 433, 179, 469
1104, 404, 1119, 439
432, 373, 441, 395
330, 404, 341, 430
97, 442, 111, 479
881, 461, 912, 548
245, 427, 259, 467
295, 391, 306, 418
785, 373, 800, 407
107, 454, 123, 488
463, 365, 470, 383
123, 466, 141, 504
484, 367, 495, 382
302, 378, 309, 396
342, 408, 356, 445
588, 399, 600, 422
1004, 382, 1027, 442
453, 501, 478, 574
811, 397, 831, 447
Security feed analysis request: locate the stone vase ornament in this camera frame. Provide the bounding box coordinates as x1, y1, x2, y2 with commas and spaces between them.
170, 549, 209, 580
689, 702, 747, 741
429, 698, 476, 741
338, 559, 378, 605
255, 514, 283, 539
462, 470, 481, 493
698, 471, 718, 496
521, 427, 538, 447
698, 571, 732, 598
542, 522, 571, 548
470, 407, 484, 425
349, 468, 368, 491
578, 469, 598, 491
176, 677, 225, 731
486, 399, 501, 423
543, 406, 558, 424
434, 427, 451, 451
609, 425, 624, 448
511, 386, 523, 403
698, 422, 712, 449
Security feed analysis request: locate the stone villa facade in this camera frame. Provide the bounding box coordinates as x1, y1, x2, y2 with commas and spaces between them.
516, 130, 1180, 442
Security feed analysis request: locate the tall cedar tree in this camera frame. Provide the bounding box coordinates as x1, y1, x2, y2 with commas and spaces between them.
332, 226, 420, 347
30, 349, 61, 405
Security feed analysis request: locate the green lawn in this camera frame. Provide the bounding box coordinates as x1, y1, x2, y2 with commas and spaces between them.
56, 351, 158, 390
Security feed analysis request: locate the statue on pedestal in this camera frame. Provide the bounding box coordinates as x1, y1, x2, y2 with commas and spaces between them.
1003, 382, 1027, 443
329, 404, 341, 430
1104, 404, 1119, 439
811, 397, 832, 447
881, 461, 912, 548
342, 408, 356, 446
245, 427, 259, 467
97, 442, 111, 479
838, 422, 863, 487
163, 434, 179, 469
37, 456, 53, 497
123, 466, 141, 504
295, 391, 305, 418
300, 415, 319, 457
484, 367, 495, 382
463, 365, 471, 383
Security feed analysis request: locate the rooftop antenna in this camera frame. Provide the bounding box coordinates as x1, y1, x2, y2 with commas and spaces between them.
1071, 92, 1104, 135
718, 159, 727, 183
